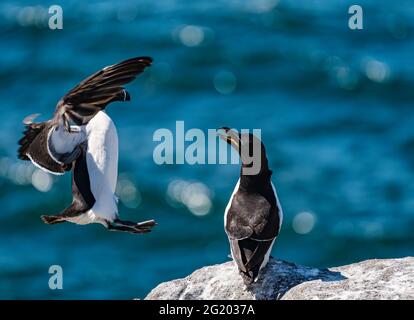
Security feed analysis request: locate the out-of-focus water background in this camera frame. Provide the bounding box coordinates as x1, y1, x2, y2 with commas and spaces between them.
0, 0, 413, 299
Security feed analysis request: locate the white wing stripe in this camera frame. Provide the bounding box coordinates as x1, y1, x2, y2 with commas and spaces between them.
26, 153, 64, 176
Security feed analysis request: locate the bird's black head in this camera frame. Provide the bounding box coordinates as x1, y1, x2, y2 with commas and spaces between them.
217, 127, 271, 178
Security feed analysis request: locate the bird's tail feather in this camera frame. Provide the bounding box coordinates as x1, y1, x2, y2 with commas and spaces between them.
239, 266, 260, 286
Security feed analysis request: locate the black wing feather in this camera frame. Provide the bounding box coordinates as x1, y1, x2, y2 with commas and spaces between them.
18, 122, 46, 160
55, 56, 152, 125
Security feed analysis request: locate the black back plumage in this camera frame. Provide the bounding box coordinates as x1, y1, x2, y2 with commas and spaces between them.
40, 146, 96, 224
226, 175, 281, 285
59, 147, 95, 216
226, 183, 279, 241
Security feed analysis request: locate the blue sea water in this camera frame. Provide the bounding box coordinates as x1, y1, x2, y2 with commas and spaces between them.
0, 0, 413, 299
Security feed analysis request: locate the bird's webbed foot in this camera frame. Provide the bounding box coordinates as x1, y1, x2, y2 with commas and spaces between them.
40, 215, 65, 224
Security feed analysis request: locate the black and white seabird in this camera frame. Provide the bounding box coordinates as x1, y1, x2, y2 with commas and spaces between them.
218, 127, 283, 285
18, 57, 156, 234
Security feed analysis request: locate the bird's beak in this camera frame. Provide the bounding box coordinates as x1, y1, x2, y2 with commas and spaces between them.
217, 127, 241, 151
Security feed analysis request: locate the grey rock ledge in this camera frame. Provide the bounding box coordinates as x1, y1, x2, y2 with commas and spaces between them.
145, 257, 414, 300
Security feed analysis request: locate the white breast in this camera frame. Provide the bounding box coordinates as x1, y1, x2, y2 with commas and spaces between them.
224, 179, 240, 229
85, 111, 118, 192
259, 182, 283, 272
84, 111, 119, 222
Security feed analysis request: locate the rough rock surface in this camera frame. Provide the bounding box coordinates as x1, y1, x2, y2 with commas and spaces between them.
145, 257, 414, 300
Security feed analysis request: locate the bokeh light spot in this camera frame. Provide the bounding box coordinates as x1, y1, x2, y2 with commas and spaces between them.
179, 25, 205, 47
31, 169, 53, 192
214, 70, 237, 94
292, 211, 316, 235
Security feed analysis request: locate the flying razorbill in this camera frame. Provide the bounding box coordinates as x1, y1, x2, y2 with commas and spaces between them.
218, 127, 283, 285
18, 57, 156, 234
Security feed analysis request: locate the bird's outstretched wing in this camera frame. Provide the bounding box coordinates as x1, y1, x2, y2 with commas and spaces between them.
54, 56, 152, 126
